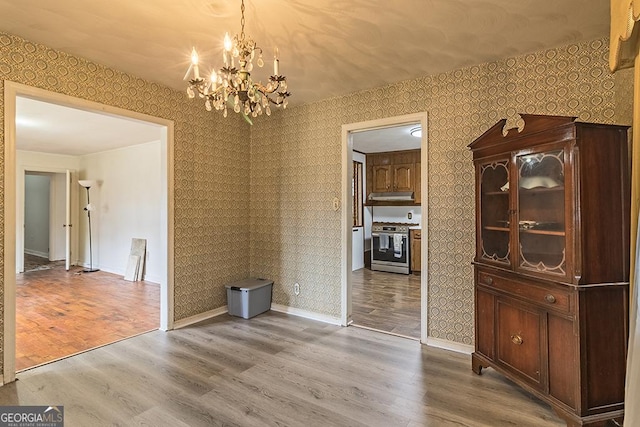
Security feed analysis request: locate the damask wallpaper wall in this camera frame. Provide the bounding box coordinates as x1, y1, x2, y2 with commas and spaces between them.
249, 38, 633, 345
0, 30, 634, 378
0, 32, 252, 370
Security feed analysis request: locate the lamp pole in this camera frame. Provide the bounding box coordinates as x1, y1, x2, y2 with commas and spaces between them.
78, 180, 99, 273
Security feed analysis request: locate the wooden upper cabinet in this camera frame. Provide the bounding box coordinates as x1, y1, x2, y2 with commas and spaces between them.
393, 151, 416, 164
414, 162, 421, 204
393, 164, 414, 192
365, 149, 420, 205
372, 165, 392, 192
369, 152, 392, 166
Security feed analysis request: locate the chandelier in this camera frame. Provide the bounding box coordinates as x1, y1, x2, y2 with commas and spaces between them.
184, 0, 290, 119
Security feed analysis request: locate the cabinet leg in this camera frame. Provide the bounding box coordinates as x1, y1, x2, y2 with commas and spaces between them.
471, 353, 485, 375
553, 407, 623, 427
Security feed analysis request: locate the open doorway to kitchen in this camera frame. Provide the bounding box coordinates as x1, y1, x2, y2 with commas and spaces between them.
4, 81, 174, 381
341, 112, 428, 342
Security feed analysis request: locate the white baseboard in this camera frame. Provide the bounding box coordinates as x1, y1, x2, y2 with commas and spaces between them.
24, 248, 48, 258
171, 304, 472, 356
270, 303, 341, 325
173, 304, 340, 330
141, 274, 162, 285
89, 264, 161, 284
173, 306, 228, 329
89, 264, 119, 275
426, 336, 473, 354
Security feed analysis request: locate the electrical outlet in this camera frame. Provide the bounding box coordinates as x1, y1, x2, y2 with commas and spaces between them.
408, 212, 412, 220
294, 282, 300, 295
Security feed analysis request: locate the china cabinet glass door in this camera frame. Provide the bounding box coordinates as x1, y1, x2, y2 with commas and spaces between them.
515, 148, 567, 277
479, 159, 510, 265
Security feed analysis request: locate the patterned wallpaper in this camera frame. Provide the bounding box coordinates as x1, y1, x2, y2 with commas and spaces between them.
0, 32, 252, 370
249, 38, 633, 344
0, 31, 634, 377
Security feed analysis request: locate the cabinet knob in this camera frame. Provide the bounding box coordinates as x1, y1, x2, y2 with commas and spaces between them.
544, 294, 556, 304
511, 334, 524, 345
484, 277, 493, 285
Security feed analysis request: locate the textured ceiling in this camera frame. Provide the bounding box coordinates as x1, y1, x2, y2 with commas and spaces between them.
2, 0, 612, 155
0, 0, 611, 107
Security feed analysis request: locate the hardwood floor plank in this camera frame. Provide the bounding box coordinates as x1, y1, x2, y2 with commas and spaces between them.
16, 257, 159, 370
207, 372, 371, 427
6, 366, 131, 426
0, 312, 565, 426
351, 267, 421, 338
240, 358, 412, 426
129, 406, 193, 427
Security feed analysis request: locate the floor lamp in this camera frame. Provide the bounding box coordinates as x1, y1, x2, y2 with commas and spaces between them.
78, 180, 99, 273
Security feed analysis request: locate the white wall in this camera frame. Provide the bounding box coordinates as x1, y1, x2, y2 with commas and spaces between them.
79, 140, 162, 283
370, 206, 422, 225
24, 174, 50, 258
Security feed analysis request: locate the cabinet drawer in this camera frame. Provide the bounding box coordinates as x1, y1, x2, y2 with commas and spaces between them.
477, 271, 572, 313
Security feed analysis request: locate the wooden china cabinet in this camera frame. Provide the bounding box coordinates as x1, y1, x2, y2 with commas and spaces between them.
468, 114, 630, 427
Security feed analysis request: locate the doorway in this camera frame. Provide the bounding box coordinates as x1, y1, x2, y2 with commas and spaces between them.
341, 112, 428, 343
4, 81, 175, 382
20, 169, 77, 273
23, 173, 52, 267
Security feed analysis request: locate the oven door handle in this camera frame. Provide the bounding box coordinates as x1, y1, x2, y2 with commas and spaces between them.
371, 233, 380, 237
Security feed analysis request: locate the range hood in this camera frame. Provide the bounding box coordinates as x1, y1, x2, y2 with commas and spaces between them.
368, 191, 414, 202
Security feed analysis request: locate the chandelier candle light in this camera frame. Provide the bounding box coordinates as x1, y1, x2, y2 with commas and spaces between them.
184, 0, 290, 119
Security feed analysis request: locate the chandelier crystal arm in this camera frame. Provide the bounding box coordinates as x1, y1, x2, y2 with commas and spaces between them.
184, 0, 291, 119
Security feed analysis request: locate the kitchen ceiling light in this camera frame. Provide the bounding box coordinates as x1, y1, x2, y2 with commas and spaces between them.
410, 127, 422, 138
184, 0, 291, 120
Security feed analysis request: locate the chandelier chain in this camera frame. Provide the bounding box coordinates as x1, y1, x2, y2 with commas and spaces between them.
240, 0, 246, 41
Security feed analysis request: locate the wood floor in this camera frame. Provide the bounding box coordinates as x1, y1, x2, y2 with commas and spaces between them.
0, 311, 564, 426
16, 255, 160, 371
351, 267, 421, 338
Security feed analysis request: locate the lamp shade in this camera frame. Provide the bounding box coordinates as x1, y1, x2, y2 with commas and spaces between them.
78, 180, 96, 188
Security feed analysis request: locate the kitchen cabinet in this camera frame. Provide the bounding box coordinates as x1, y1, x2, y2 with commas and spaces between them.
392, 164, 414, 192
366, 149, 420, 205
469, 114, 630, 427
410, 229, 421, 273
371, 165, 392, 192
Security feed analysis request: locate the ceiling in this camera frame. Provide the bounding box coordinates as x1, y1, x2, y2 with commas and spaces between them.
1, 1, 611, 155
352, 124, 421, 153
16, 97, 163, 156
0, 0, 611, 108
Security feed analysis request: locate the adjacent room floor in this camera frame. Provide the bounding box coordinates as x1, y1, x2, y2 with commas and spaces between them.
16, 255, 160, 371
351, 267, 421, 339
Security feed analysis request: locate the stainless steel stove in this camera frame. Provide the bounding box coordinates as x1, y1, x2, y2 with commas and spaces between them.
371, 223, 410, 274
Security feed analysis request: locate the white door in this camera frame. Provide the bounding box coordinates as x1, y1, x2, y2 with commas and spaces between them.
65, 169, 71, 270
